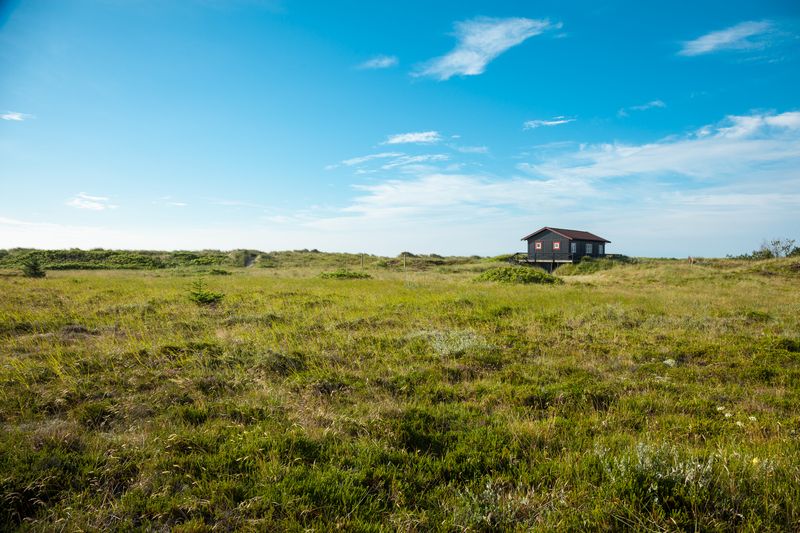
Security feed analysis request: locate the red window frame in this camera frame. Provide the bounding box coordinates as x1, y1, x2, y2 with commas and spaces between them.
534, 241, 543, 250
553, 241, 561, 250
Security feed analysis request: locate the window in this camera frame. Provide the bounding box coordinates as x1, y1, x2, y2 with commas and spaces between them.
599, 244, 604, 255
553, 241, 561, 250
534, 241, 542, 251
586, 243, 593, 254
570, 242, 576, 254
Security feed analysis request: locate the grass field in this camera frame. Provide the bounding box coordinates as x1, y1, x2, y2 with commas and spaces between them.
1, 255, 799, 531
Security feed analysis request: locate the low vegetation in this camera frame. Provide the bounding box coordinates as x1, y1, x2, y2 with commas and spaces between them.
0, 248, 480, 272
556, 255, 636, 275
319, 268, 372, 280
476, 265, 563, 284
1, 253, 799, 530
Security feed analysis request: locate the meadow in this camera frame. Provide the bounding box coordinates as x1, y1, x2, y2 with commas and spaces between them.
1, 252, 799, 531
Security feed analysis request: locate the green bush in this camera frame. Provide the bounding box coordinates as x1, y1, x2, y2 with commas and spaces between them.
21, 256, 46, 278
475, 266, 562, 284
188, 279, 224, 306
319, 269, 372, 280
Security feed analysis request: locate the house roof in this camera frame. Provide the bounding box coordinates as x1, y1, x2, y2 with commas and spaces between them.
521, 227, 610, 243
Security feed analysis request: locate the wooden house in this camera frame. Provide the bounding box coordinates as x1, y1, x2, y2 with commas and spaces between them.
516, 227, 610, 271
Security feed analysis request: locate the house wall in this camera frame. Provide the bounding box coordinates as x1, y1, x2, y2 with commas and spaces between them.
571, 240, 607, 258
527, 229, 566, 257
526, 232, 607, 260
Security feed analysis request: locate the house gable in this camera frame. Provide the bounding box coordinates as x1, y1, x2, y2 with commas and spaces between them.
521, 227, 610, 243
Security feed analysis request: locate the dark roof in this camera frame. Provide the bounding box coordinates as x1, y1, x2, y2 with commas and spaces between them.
521, 227, 610, 243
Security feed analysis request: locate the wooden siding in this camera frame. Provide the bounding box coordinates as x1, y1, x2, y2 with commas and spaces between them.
524, 230, 607, 262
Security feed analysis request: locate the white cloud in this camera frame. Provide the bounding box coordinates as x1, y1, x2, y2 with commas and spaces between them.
154, 196, 188, 207
523, 111, 800, 181
379, 154, 449, 170
679, 21, 773, 56
339, 173, 585, 214
1, 111, 33, 121
8, 111, 799, 258
66, 192, 118, 211
415, 17, 556, 80
384, 131, 442, 144
455, 145, 489, 154
209, 198, 270, 209
357, 55, 399, 69
618, 100, 666, 117
523, 116, 575, 129
297, 110, 800, 256
341, 152, 404, 166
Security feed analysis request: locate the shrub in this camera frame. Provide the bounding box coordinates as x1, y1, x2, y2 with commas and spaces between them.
475, 266, 562, 284
188, 279, 224, 306
319, 269, 372, 280
209, 268, 231, 276
21, 256, 46, 278
729, 238, 799, 259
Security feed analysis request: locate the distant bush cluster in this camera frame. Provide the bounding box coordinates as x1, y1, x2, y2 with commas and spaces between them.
319, 269, 372, 280
729, 238, 800, 260
0, 249, 233, 270
0, 248, 489, 272
476, 266, 563, 284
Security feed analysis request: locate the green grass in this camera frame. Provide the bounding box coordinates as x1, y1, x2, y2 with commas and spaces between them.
556, 255, 636, 275
1, 256, 799, 530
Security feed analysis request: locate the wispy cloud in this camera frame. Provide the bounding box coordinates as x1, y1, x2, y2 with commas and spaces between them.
618, 99, 666, 117
415, 17, 557, 80
679, 20, 774, 56
357, 55, 398, 69
455, 145, 489, 154
523, 116, 575, 129
1, 111, 33, 121
66, 192, 118, 211
379, 154, 449, 170
340, 152, 404, 166
295, 109, 800, 256
154, 196, 188, 207
522, 110, 800, 181
209, 198, 270, 209
384, 131, 442, 144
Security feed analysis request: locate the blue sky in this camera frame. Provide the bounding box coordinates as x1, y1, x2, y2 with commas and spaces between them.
1, 0, 799, 256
